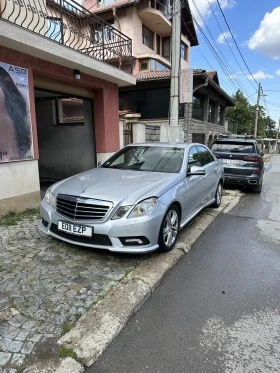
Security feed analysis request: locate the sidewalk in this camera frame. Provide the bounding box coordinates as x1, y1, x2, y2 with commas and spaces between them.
0, 187, 244, 373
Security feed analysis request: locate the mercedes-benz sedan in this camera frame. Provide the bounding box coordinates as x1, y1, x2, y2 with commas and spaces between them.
40, 143, 224, 254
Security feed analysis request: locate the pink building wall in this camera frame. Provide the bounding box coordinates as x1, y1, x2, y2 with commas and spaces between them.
0, 46, 120, 156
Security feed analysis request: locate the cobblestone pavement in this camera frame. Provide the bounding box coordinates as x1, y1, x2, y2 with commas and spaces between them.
0, 214, 147, 372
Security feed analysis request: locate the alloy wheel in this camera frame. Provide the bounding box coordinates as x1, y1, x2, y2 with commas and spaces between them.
162, 209, 179, 248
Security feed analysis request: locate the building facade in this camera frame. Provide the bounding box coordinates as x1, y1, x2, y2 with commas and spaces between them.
0, 0, 135, 215
86, 0, 235, 145
118, 69, 235, 147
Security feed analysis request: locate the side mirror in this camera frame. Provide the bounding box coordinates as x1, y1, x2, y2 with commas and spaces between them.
187, 166, 206, 176
97, 160, 104, 167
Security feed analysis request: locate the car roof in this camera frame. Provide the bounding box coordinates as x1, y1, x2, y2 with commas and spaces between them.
213, 138, 256, 143
127, 142, 208, 149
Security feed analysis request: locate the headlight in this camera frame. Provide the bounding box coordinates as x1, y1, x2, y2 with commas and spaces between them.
111, 206, 132, 220
128, 197, 158, 218
44, 188, 56, 208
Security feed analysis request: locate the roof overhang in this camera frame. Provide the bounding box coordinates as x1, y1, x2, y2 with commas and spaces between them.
194, 72, 235, 106
0, 20, 136, 87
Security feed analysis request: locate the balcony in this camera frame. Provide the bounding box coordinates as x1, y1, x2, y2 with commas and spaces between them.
0, 0, 135, 75
138, 0, 172, 35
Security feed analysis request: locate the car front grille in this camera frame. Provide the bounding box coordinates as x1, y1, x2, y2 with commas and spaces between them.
50, 224, 112, 246
56, 194, 113, 221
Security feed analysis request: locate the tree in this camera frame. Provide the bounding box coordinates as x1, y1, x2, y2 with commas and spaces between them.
265, 116, 277, 138
226, 90, 275, 137
226, 90, 255, 135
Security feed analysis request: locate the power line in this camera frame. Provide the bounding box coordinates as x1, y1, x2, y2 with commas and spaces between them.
186, 0, 257, 106
216, 0, 259, 86
206, 0, 257, 92
191, 0, 241, 91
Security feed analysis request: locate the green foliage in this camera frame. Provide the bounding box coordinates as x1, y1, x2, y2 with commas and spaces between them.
57, 346, 78, 360
226, 90, 276, 138
62, 322, 76, 335
0, 209, 40, 226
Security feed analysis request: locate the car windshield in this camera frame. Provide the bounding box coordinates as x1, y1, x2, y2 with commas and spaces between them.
102, 146, 185, 173
211, 142, 255, 153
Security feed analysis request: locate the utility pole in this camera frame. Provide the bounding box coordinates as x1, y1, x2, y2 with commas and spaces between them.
276, 119, 280, 153
254, 83, 261, 138
169, 0, 181, 127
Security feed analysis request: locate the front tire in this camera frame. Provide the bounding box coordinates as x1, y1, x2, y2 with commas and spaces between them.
158, 205, 180, 253
211, 181, 223, 208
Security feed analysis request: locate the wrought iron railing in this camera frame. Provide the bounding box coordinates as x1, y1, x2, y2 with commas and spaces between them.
0, 0, 135, 74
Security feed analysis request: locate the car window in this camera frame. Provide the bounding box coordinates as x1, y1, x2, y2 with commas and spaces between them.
196, 146, 215, 166
211, 142, 255, 153
102, 146, 185, 173
188, 146, 201, 170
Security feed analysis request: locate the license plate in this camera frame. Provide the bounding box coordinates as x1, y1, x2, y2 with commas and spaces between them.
222, 159, 241, 165
58, 221, 92, 237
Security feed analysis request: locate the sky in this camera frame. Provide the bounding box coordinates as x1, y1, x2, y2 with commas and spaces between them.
189, 0, 280, 129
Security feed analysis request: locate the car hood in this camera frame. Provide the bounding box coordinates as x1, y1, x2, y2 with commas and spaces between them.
51, 167, 180, 205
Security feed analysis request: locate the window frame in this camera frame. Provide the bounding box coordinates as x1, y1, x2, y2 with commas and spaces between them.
142, 25, 154, 50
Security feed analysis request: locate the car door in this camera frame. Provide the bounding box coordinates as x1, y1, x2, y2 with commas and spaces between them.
196, 145, 218, 203
181, 146, 206, 219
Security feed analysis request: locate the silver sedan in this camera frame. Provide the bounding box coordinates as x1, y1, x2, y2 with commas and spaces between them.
40, 142, 224, 253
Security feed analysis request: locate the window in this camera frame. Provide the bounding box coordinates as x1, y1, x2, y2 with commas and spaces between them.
196, 146, 215, 166
98, 0, 116, 6
93, 20, 114, 43
188, 146, 201, 170
192, 97, 204, 121
208, 101, 216, 123
56, 98, 84, 124
211, 142, 255, 154
162, 36, 170, 60
149, 59, 169, 71
54, 0, 83, 11
48, 18, 62, 43
102, 146, 185, 173
180, 43, 188, 61
156, 34, 161, 54
140, 60, 149, 71
142, 25, 154, 49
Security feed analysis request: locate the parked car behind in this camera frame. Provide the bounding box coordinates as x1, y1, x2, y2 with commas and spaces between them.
40, 142, 224, 254
210, 137, 264, 193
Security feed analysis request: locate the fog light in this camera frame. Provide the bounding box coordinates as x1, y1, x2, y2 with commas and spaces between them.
120, 237, 150, 246
42, 219, 48, 227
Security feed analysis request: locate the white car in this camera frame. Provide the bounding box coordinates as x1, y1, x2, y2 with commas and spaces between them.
40, 142, 224, 253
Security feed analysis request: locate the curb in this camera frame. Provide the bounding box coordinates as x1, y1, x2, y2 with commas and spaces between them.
24, 191, 243, 373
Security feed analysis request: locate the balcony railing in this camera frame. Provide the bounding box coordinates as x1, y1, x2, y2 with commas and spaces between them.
0, 0, 135, 74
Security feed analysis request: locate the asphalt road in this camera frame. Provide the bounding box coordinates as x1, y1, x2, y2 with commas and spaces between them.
88, 155, 280, 373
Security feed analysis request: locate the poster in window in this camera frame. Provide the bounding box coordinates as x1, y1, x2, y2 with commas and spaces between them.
0, 62, 34, 163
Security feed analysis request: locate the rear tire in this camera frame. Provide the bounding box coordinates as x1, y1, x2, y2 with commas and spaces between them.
250, 181, 262, 193
211, 181, 223, 208
158, 205, 180, 253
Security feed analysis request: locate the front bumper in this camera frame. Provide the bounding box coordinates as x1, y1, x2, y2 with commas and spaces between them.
40, 199, 166, 253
